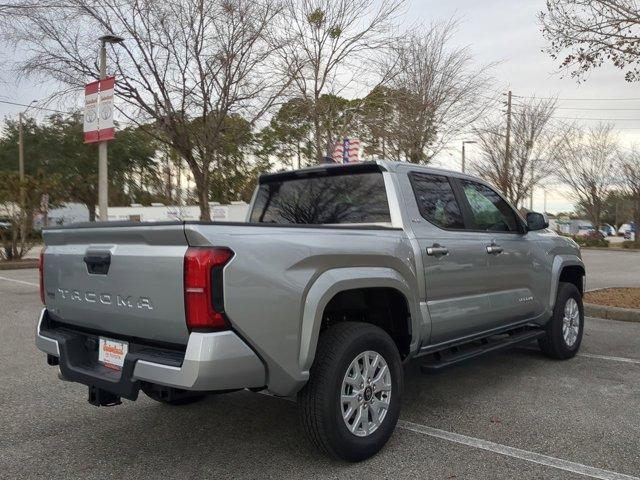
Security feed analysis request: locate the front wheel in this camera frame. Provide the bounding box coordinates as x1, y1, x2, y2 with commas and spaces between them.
298, 322, 403, 462
539, 282, 584, 359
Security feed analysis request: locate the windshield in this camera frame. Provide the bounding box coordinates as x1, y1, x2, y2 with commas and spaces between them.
249, 171, 391, 225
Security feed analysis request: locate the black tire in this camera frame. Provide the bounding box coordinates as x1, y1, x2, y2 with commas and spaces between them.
539, 282, 584, 359
141, 384, 207, 406
298, 322, 403, 462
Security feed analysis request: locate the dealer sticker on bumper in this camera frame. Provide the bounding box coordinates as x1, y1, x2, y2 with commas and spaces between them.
98, 337, 129, 370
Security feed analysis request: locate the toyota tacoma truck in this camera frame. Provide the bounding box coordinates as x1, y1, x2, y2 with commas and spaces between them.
36, 161, 585, 461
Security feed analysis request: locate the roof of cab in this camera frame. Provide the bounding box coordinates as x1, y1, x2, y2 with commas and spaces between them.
258, 159, 482, 183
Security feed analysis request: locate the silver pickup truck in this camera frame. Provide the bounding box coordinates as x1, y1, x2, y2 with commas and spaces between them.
36, 161, 585, 461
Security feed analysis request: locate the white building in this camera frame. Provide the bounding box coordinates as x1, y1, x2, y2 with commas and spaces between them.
102, 201, 249, 223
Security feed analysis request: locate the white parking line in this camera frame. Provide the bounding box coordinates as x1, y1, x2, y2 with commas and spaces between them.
520, 347, 640, 366
0, 275, 38, 287
398, 420, 639, 480
579, 353, 640, 365
256, 392, 638, 479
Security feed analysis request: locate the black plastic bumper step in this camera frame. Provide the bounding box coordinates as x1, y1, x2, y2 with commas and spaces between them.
420, 329, 546, 374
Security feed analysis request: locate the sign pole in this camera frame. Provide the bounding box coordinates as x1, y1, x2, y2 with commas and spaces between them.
98, 39, 108, 222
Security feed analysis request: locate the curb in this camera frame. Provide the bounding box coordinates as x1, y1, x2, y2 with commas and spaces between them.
581, 247, 640, 253
584, 302, 640, 323
0, 259, 38, 270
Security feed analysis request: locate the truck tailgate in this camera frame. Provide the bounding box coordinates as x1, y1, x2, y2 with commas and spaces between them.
42, 223, 190, 345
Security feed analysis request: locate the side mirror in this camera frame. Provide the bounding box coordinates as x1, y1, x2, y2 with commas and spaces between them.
526, 212, 549, 231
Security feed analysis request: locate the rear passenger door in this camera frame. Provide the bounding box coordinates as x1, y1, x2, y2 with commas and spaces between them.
405, 171, 494, 344
454, 178, 544, 325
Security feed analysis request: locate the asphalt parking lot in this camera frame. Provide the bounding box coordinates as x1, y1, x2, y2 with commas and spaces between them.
1, 257, 639, 479
581, 249, 640, 290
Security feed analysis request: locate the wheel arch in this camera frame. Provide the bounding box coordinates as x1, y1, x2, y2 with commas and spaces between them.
550, 255, 586, 309
298, 267, 420, 373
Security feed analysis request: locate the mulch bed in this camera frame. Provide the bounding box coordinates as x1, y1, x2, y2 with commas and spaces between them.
585, 288, 640, 310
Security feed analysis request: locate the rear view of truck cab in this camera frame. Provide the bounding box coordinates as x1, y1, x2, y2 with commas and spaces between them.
36, 224, 266, 406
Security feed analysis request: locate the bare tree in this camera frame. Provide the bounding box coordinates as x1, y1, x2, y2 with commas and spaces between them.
620, 148, 640, 246
556, 123, 620, 226
473, 97, 563, 206
2, 0, 290, 220
539, 0, 640, 82
366, 19, 493, 164
281, 0, 405, 162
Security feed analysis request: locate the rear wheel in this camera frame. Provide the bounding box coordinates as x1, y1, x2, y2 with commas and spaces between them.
141, 384, 207, 406
298, 322, 403, 462
539, 282, 584, 359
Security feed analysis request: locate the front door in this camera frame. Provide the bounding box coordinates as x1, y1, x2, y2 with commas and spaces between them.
454, 178, 545, 324
404, 171, 494, 344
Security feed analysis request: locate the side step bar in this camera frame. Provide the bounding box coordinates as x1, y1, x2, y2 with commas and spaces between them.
420, 329, 546, 374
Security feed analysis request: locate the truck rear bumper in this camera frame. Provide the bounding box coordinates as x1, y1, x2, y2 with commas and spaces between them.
36, 309, 266, 399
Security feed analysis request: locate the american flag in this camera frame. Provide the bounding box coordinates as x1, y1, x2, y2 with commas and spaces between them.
332, 138, 360, 163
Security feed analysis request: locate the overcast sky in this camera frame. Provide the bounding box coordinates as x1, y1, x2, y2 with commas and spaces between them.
1, 0, 638, 214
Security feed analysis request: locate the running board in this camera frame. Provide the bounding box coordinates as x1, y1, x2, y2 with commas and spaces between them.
420, 329, 546, 374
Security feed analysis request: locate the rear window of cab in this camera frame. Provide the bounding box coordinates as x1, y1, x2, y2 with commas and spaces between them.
250, 171, 391, 225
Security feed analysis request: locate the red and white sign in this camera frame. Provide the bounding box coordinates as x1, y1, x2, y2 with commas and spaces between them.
84, 76, 115, 144
332, 138, 360, 163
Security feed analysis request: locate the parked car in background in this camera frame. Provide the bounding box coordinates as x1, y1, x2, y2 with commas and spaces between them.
618, 223, 633, 235
587, 230, 605, 240
577, 225, 603, 239
598, 224, 616, 237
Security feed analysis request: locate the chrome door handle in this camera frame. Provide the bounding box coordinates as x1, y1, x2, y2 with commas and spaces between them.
486, 245, 503, 254
427, 245, 449, 256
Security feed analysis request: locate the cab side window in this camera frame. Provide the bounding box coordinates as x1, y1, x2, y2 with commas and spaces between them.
460, 179, 520, 232
409, 172, 465, 229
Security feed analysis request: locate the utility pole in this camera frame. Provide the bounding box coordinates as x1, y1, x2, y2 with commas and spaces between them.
17, 100, 36, 247
176, 153, 182, 207
18, 112, 26, 244
504, 90, 512, 196
543, 188, 548, 214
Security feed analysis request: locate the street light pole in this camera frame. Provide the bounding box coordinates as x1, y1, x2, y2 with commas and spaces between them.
461, 140, 476, 173
98, 38, 109, 222
97, 34, 123, 222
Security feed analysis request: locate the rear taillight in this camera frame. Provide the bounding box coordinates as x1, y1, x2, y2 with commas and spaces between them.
38, 248, 45, 304
184, 247, 233, 330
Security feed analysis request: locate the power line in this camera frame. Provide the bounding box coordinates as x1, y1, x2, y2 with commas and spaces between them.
511, 93, 640, 102
554, 107, 640, 111
0, 99, 75, 115
550, 116, 640, 121
0, 99, 141, 129
511, 101, 640, 111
